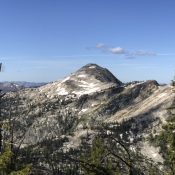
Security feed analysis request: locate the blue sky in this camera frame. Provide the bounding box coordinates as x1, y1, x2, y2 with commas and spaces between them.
0, 0, 175, 83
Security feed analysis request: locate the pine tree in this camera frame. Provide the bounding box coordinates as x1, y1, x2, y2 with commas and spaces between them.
80, 123, 162, 175
80, 137, 114, 175
153, 114, 175, 174
0, 65, 31, 175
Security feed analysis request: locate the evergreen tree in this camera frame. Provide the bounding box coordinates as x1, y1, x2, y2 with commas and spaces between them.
151, 111, 175, 174
80, 137, 115, 175
0, 66, 31, 175
147, 88, 175, 175
80, 123, 162, 175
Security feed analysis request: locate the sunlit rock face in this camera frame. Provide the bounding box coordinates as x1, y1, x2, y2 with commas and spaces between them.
39, 63, 122, 97
1, 63, 174, 164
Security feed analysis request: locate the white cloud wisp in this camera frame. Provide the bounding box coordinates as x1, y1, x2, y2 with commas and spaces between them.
95, 43, 157, 58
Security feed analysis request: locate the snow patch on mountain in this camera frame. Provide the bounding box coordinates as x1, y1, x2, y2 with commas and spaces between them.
3, 63, 172, 167
77, 74, 87, 78
61, 76, 70, 83
39, 63, 121, 98
89, 65, 96, 69
57, 87, 69, 95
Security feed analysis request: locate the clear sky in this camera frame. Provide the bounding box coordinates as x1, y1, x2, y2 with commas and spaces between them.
0, 0, 175, 83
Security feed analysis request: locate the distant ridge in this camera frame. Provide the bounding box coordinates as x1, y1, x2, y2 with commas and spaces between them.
0, 81, 47, 92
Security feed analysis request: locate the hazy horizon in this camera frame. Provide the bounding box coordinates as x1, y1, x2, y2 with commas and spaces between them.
0, 62, 170, 85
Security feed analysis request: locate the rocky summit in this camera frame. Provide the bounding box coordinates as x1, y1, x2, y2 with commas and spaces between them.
1, 63, 175, 173
39, 63, 122, 97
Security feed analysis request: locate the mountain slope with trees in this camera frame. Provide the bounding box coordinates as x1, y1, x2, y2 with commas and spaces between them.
0, 63, 174, 174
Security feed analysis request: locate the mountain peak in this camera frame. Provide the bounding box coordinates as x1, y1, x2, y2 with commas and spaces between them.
40, 63, 122, 97
80, 63, 99, 69
75, 63, 122, 85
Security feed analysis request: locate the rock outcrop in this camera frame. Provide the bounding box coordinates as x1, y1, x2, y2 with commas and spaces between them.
1, 63, 174, 165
